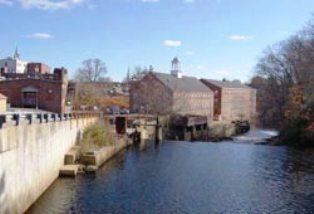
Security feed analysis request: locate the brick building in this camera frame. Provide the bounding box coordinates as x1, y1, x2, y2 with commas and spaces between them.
201, 79, 256, 122
130, 58, 214, 117
0, 68, 68, 113
27, 62, 50, 74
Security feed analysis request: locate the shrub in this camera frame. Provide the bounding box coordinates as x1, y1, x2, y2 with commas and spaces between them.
279, 117, 314, 147
80, 123, 114, 152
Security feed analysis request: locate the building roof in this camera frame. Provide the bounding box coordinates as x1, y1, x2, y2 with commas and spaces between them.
152, 72, 213, 93
201, 79, 252, 89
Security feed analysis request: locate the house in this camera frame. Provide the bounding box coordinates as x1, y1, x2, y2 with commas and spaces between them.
200, 79, 256, 122
130, 58, 214, 117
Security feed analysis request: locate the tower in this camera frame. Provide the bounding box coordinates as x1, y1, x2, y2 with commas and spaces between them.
170, 57, 182, 78
13, 46, 20, 59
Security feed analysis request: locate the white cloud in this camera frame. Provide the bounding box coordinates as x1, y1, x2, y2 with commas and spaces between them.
19, 0, 85, 10
164, 40, 182, 47
0, 0, 13, 5
228, 35, 252, 41
184, 0, 195, 3
27, 33, 53, 39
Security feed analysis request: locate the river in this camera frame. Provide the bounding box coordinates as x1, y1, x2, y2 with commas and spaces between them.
27, 130, 314, 213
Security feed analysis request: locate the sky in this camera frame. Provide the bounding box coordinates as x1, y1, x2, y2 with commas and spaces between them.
0, 0, 313, 82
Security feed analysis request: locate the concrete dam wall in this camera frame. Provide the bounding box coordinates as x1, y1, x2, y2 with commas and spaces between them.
0, 114, 100, 214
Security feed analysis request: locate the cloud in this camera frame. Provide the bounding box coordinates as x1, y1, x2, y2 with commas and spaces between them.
27, 33, 53, 39
19, 0, 86, 10
184, 0, 195, 3
0, 0, 13, 5
164, 40, 182, 47
228, 35, 252, 41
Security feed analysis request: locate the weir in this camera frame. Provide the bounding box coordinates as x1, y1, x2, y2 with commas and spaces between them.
0, 112, 102, 214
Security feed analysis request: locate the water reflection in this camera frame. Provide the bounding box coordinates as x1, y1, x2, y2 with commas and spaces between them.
27, 141, 314, 214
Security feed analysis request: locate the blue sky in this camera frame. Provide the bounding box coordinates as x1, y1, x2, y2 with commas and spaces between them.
0, 0, 313, 82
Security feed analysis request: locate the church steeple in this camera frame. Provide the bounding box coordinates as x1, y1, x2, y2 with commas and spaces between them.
13, 46, 20, 59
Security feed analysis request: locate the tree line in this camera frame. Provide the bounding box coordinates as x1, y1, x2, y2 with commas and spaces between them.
250, 17, 314, 145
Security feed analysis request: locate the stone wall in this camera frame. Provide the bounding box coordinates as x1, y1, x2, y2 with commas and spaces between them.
0, 115, 100, 213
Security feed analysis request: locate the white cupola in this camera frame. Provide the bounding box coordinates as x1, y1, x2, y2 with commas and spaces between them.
170, 57, 183, 78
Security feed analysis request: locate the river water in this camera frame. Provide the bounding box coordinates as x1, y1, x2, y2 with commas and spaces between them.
28, 131, 314, 214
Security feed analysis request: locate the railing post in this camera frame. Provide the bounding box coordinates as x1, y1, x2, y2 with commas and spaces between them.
13, 114, 20, 126
51, 114, 56, 122
26, 114, 32, 124
0, 115, 6, 129
44, 114, 49, 123
37, 114, 43, 123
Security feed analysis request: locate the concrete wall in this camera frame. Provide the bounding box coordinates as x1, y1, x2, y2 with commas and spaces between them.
0, 116, 99, 214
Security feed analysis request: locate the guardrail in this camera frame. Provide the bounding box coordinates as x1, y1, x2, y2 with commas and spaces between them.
0, 112, 104, 129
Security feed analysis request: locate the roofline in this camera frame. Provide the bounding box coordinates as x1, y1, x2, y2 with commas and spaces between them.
200, 78, 255, 90
152, 72, 214, 94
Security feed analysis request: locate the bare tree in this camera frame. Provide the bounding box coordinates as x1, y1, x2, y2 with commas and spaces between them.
76, 58, 107, 82
250, 17, 314, 144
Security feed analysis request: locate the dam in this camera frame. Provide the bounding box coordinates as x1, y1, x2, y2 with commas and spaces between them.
0, 112, 101, 213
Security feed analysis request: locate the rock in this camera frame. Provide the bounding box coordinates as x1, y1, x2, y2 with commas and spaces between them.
59, 165, 80, 177
85, 165, 98, 174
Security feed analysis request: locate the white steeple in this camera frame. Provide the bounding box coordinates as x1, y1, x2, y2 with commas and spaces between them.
13, 46, 20, 59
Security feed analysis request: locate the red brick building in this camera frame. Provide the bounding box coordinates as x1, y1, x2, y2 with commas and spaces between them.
201, 79, 256, 122
130, 72, 214, 117
27, 62, 50, 74
0, 68, 68, 113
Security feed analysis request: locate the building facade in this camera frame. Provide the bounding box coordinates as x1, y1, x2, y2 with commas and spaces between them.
0, 68, 68, 113
201, 79, 256, 122
130, 58, 214, 117
0, 48, 27, 74
27, 62, 51, 74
